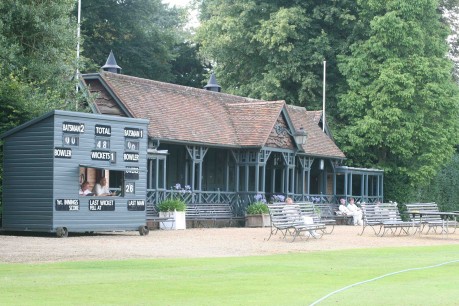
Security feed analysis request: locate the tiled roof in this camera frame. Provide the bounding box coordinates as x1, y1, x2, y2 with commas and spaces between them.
225, 101, 284, 146
288, 105, 345, 158
87, 72, 345, 158
308, 110, 323, 124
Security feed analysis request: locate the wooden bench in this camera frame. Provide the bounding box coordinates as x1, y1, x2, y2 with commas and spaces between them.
267, 204, 326, 242
333, 208, 354, 225
360, 203, 419, 236
405, 202, 457, 234
186, 203, 242, 227
297, 202, 336, 234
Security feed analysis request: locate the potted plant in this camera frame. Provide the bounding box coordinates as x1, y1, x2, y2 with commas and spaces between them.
245, 200, 270, 228
158, 198, 187, 230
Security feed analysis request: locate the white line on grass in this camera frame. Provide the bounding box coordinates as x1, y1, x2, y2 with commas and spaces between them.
310, 259, 459, 306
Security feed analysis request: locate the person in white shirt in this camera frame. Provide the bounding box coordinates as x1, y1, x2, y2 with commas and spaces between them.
284, 197, 318, 237
93, 177, 113, 196
347, 198, 363, 225
79, 181, 92, 196
339, 198, 363, 226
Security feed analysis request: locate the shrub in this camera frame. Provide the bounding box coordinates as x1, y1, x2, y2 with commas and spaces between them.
158, 199, 186, 212
246, 202, 269, 215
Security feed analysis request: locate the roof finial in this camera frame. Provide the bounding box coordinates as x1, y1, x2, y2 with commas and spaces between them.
203, 73, 221, 92
101, 50, 122, 74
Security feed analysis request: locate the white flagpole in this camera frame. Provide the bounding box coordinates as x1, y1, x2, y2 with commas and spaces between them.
323, 60, 326, 132
76, 0, 81, 105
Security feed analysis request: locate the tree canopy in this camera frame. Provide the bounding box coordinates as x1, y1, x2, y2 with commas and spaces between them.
197, 0, 358, 111
80, 0, 208, 86
0, 0, 81, 131
336, 0, 459, 201
0, 0, 84, 209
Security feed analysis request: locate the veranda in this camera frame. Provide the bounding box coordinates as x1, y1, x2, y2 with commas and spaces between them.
146, 145, 383, 216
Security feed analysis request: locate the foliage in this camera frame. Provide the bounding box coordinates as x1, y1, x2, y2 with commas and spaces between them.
253, 194, 267, 204
0, 0, 86, 213
157, 183, 190, 212
412, 153, 459, 211
0, 0, 82, 117
270, 194, 285, 203
197, 0, 358, 112
171, 42, 211, 88
247, 193, 270, 214
441, 4, 459, 81
246, 202, 269, 215
157, 198, 187, 212
79, 0, 207, 87
336, 0, 459, 201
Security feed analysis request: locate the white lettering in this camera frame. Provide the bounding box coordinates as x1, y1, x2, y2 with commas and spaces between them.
123, 153, 139, 161
54, 148, 72, 158
62, 122, 84, 133
124, 128, 143, 138
91, 151, 111, 160
100, 200, 114, 205
55, 199, 79, 211
95, 126, 111, 136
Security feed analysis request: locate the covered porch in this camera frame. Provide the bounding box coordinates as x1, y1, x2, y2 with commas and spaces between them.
146, 144, 384, 217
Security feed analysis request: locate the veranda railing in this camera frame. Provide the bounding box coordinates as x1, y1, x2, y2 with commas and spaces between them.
146, 189, 383, 217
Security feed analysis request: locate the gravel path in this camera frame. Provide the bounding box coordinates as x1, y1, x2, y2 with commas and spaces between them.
1, 226, 459, 263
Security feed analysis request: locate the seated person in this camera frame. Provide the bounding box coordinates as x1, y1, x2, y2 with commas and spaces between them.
339, 198, 363, 226
283, 197, 300, 219
79, 181, 93, 196
284, 197, 317, 237
93, 177, 113, 196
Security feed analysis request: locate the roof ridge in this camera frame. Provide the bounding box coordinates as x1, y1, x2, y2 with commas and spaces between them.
286, 104, 307, 111
101, 71, 266, 102
227, 100, 285, 107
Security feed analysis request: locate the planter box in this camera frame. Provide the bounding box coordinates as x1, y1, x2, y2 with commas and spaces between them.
245, 214, 271, 227
159, 211, 186, 230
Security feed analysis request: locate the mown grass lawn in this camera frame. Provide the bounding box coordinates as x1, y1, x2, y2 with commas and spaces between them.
1, 245, 458, 305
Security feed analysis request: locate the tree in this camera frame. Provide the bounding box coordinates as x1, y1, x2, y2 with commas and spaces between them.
171, 42, 211, 88
80, 0, 199, 84
196, 0, 358, 111
414, 152, 459, 211
441, 3, 459, 81
0, 0, 82, 211
0, 0, 81, 123
336, 0, 459, 202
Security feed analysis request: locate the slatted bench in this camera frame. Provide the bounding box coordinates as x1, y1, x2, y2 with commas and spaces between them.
297, 202, 336, 234
333, 210, 354, 225
314, 202, 351, 229
360, 203, 419, 236
186, 203, 242, 227
405, 202, 457, 234
267, 204, 326, 242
